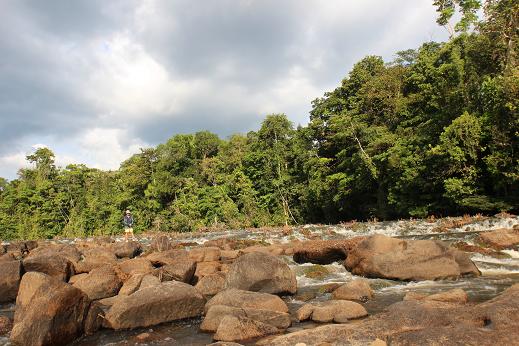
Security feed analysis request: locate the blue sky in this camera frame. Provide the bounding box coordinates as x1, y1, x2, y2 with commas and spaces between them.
0, 0, 449, 180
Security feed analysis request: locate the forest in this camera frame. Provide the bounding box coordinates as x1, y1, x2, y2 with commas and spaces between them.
0, 0, 517, 239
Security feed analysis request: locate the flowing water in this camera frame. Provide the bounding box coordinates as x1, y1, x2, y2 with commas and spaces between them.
1, 215, 518, 345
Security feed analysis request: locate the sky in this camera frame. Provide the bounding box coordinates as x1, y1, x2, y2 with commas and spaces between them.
0, 0, 450, 180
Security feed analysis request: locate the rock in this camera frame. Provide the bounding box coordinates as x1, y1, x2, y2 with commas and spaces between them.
23, 254, 74, 281
295, 304, 314, 322
27, 244, 81, 264
293, 238, 366, 264
117, 257, 154, 276
189, 247, 221, 262
139, 274, 161, 289
220, 250, 240, 260
75, 247, 118, 273
370, 339, 387, 346
68, 273, 88, 284
260, 284, 519, 346
332, 279, 373, 302
84, 301, 104, 335
194, 261, 221, 281
10, 272, 91, 346
72, 265, 122, 300
478, 228, 519, 249
119, 274, 145, 295
303, 300, 368, 323
205, 289, 289, 314
105, 281, 205, 329
150, 235, 172, 252
207, 342, 244, 346
112, 241, 142, 258
98, 295, 122, 309
201, 305, 291, 332
157, 258, 196, 283
224, 252, 297, 295
135, 332, 151, 341
0, 260, 22, 303
147, 249, 189, 266
404, 288, 468, 304
195, 272, 226, 296
0, 316, 12, 336
344, 234, 481, 281
213, 315, 279, 342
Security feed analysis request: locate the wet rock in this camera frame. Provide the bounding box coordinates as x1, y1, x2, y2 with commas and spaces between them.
332, 279, 373, 302
0, 260, 22, 303
10, 272, 91, 346
224, 252, 297, 295
205, 289, 289, 314
112, 241, 142, 259
73, 265, 122, 300
189, 247, 221, 262
201, 305, 291, 332
75, 247, 118, 273
344, 234, 480, 281
195, 272, 226, 296
105, 281, 205, 329
0, 316, 12, 336
117, 257, 154, 276
293, 238, 365, 264
213, 315, 279, 342
404, 288, 468, 304
23, 254, 74, 281
260, 283, 519, 346
150, 235, 172, 252
478, 228, 519, 250
296, 300, 368, 323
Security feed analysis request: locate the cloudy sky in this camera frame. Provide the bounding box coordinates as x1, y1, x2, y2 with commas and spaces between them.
0, 0, 449, 180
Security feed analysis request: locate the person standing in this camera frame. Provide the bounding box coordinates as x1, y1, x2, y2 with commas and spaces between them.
123, 210, 135, 241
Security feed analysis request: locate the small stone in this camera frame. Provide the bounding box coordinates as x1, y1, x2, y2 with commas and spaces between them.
135, 332, 150, 341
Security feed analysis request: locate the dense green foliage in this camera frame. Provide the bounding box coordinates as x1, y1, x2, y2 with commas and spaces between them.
0, 0, 517, 239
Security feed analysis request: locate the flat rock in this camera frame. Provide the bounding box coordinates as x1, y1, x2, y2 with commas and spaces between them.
201, 305, 291, 332
105, 281, 205, 329
478, 228, 519, 249
205, 289, 289, 314
224, 252, 297, 295
404, 288, 468, 304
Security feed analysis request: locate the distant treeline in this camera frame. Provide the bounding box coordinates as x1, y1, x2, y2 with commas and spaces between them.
0, 0, 517, 239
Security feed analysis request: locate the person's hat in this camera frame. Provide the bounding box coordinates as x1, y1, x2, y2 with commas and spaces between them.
125, 210, 131, 214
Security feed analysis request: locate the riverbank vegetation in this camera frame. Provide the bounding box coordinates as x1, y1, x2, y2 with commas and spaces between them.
0, 0, 517, 239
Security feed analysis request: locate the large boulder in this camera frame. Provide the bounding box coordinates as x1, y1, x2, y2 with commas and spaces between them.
23, 254, 74, 281
201, 305, 291, 332
73, 265, 122, 300
205, 289, 288, 314
112, 241, 141, 259
10, 272, 91, 346
156, 259, 196, 283
150, 235, 172, 252
27, 244, 81, 264
293, 238, 366, 264
332, 279, 373, 302
478, 228, 519, 250
296, 300, 368, 323
75, 247, 117, 273
105, 281, 205, 329
224, 252, 296, 295
189, 247, 221, 262
0, 260, 22, 303
117, 257, 154, 276
344, 234, 480, 281
213, 315, 279, 342
260, 283, 519, 346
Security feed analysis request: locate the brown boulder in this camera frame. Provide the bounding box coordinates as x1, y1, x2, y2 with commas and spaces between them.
293, 238, 365, 264
189, 247, 221, 262
205, 289, 288, 314
157, 258, 196, 283
27, 244, 81, 264
404, 288, 468, 304
345, 234, 480, 281
332, 279, 373, 302
105, 281, 205, 329
150, 235, 172, 252
146, 249, 189, 266
112, 241, 141, 258
75, 247, 118, 273
194, 261, 221, 281
117, 257, 153, 276
23, 254, 74, 281
296, 300, 368, 323
213, 315, 279, 342
201, 305, 291, 332
73, 265, 122, 300
139, 274, 161, 289
0, 260, 22, 303
195, 272, 226, 296
118, 273, 145, 295
224, 252, 296, 295
10, 272, 91, 346
478, 228, 519, 250
84, 301, 104, 335
68, 273, 88, 284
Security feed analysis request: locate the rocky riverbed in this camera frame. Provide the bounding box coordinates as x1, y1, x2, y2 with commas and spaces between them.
0, 214, 518, 345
